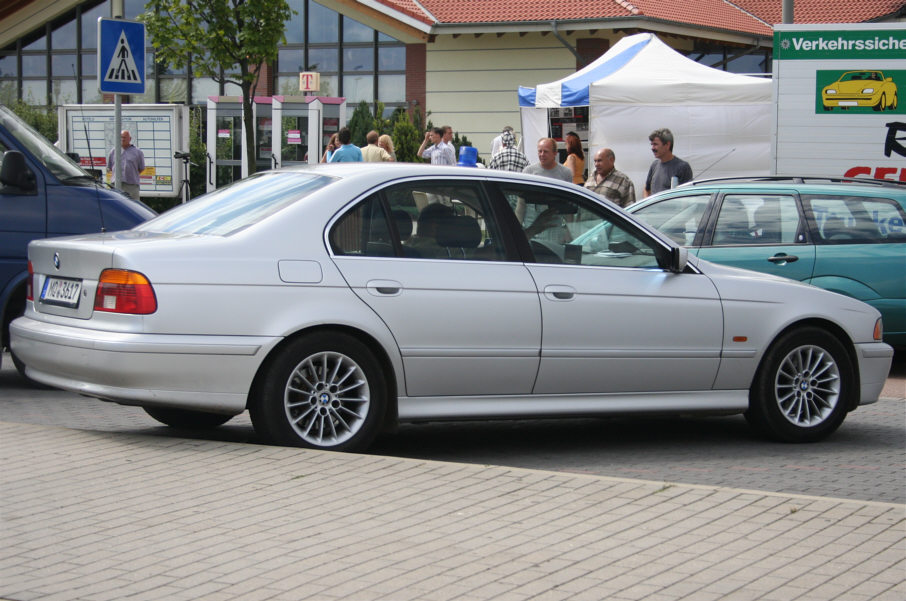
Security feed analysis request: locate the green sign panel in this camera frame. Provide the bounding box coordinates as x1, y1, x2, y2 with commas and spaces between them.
775, 29, 906, 60
815, 69, 905, 114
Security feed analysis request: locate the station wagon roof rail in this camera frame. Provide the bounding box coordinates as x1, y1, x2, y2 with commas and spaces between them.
684, 176, 906, 188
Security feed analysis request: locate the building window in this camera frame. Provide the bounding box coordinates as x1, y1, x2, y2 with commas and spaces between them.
1, 0, 405, 113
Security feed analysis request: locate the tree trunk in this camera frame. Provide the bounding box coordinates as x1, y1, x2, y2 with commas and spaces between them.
242, 82, 256, 176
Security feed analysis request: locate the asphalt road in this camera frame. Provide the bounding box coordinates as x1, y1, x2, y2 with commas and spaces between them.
1, 351, 903, 504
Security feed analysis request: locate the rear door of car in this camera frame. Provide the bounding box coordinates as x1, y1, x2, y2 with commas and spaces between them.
696, 188, 816, 282
800, 191, 906, 342
329, 178, 541, 398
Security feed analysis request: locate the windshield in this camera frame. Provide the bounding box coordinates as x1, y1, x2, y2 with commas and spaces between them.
0, 106, 88, 181
136, 170, 336, 236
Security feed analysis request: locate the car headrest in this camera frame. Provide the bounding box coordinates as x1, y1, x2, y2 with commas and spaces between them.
391, 209, 413, 241
435, 215, 482, 248
0, 150, 31, 189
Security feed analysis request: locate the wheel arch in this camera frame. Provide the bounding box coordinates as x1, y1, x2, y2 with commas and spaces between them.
755, 317, 861, 411
247, 323, 399, 432
1, 274, 27, 350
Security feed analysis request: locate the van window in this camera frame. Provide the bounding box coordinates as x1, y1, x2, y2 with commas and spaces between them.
0, 108, 84, 181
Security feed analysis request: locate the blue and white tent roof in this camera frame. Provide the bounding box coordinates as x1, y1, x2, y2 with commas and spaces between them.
518, 33, 771, 108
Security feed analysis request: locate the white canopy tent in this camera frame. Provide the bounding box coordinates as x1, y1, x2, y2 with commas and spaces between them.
519, 33, 772, 194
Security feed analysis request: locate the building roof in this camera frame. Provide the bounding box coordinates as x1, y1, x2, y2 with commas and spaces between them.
731, 0, 906, 24
366, 0, 904, 37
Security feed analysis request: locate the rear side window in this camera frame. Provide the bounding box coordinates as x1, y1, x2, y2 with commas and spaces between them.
330, 180, 508, 261
802, 195, 906, 244
711, 194, 802, 246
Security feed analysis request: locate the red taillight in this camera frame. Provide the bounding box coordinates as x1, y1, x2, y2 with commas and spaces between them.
26, 261, 34, 301
94, 269, 157, 314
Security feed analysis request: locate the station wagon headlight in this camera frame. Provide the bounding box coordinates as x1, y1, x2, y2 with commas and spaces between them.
874, 318, 883, 341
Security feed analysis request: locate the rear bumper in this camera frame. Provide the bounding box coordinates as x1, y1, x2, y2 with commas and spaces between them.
855, 342, 895, 405
10, 317, 278, 414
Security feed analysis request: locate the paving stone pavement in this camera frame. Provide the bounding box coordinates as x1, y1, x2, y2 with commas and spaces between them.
1, 420, 903, 601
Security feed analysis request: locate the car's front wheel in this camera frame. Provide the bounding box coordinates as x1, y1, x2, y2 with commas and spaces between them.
745, 327, 853, 443
144, 407, 234, 429
250, 331, 386, 452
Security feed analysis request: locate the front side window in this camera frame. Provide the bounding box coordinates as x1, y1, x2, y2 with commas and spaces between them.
711, 194, 801, 245
803, 194, 906, 244
330, 180, 507, 261
632, 194, 711, 245
499, 183, 666, 269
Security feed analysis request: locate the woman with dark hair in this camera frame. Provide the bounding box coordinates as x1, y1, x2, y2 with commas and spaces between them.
320, 133, 339, 163
562, 131, 585, 185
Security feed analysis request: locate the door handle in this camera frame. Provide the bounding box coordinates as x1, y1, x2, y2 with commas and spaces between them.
767, 254, 799, 264
366, 280, 402, 296
544, 285, 575, 300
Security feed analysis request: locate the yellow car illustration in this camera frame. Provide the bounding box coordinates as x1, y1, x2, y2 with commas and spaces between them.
822, 70, 898, 111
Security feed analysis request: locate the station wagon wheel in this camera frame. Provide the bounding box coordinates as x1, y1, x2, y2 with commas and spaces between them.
745, 327, 852, 443
250, 332, 386, 452
143, 407, 233, 429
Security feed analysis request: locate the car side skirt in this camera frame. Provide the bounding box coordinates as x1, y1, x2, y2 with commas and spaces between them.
398, 391, 749, 421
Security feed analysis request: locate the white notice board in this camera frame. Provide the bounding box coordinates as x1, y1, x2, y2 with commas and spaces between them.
59, 104, 189, 198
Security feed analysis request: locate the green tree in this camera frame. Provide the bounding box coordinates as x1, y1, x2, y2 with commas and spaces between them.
8, 101, 57, 143
346, 101, 373, 147
141, 0, 293, 176
391, 110, 420, 163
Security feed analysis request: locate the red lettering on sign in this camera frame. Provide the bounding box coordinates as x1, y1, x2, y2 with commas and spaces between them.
843, 166, 906, 182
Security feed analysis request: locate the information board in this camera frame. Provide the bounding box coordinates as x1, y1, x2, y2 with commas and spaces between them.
59, 104, 189, 198
772, 23, 906, 181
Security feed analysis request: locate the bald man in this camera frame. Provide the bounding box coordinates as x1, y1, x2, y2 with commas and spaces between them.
585, 147, 635, 208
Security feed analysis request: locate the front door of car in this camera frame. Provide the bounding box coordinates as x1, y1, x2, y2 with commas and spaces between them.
496, 182, 724, 395
329, 180, 541, 398
697, 192, 816, 282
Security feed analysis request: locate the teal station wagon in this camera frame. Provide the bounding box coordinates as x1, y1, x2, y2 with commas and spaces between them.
628, 177, 906, 347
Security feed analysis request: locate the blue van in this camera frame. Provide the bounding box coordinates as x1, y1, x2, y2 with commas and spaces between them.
0, 105, 156, 374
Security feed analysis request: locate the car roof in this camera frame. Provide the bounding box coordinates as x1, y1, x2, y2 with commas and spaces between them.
628, 176, 906, 213
645, 176, 906, 197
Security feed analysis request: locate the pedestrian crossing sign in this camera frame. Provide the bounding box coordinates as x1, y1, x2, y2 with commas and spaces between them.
97, 18, 146, 94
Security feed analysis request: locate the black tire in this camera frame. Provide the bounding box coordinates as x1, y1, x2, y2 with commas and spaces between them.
249, 331, 386, 452
745, 327, 853, 443
143, 407, 234, 429
873, 95, 884, 111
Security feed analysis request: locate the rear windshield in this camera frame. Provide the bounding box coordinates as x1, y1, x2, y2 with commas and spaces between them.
135, 171, 335, 236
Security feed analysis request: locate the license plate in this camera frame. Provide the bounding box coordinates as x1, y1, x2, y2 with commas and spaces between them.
41, 277, 83, 308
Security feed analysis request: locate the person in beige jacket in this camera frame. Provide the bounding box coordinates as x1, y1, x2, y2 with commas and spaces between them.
361, 130, 392, 162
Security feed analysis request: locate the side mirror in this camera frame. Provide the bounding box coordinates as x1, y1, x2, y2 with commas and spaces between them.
66, 152, 81, 162
670, 246, 688, 273
0, 150, 37, 193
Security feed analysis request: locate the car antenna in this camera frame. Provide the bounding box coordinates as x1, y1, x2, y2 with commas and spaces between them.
73, 65, 105, 232
695, 147, 736, 179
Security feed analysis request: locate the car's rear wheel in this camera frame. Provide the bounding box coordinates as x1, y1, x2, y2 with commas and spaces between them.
143, 407, 234, 429
250, 332, 386, 452
745, 327, 852, 443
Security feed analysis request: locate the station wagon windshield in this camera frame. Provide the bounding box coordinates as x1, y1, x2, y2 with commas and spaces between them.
136, 171, 335, 236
